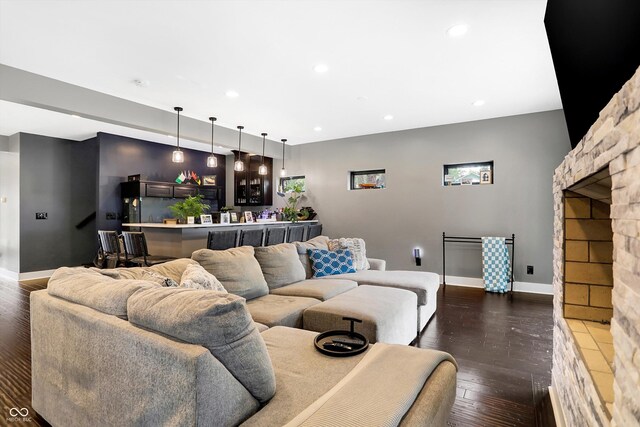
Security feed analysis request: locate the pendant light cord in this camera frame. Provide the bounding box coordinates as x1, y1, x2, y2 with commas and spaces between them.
209, 117, 216, 154
177, 110, 180, 149
281, 139, 286, 169
261, 133, 267, 164
237, 126, 244, 161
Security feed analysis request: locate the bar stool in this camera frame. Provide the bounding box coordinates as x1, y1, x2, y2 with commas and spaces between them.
122, 231, 176, 267
286, 225, 305, 243
97, 230, 127, 268
239, 228, 265, 247
306, 224, 323, 240
265, 227, 286, 246
207, 230, 239, 250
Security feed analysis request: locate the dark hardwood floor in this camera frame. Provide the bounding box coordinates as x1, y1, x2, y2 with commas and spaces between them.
417, 286, 556, 427
1, 279, 555, 427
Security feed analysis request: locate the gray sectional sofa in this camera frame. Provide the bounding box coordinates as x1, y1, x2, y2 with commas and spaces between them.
31, 236, 454, 426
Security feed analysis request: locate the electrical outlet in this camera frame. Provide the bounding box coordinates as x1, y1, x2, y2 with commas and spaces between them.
527, 265, 534, 275
36, 212, 48, 220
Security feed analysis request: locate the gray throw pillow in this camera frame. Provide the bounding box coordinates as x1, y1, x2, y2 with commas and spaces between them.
127, 287, 276, 403
191, 246, 269, 300
92, 267, 179, 287
293, 236, 330, 279
149, 258, 199, 283
254, 243, 306, 290
180, 263, 227, 292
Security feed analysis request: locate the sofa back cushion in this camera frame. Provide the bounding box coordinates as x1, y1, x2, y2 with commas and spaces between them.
48, 267, 158, 316
191, 246, 268, 300
294, 235, 330, 279
328, 238, 370, 271
127, 287, 276, 403
179, 263, 227, 292
149, 258, 199, 283
254, 243, 306, 289
91, 267, 179, 287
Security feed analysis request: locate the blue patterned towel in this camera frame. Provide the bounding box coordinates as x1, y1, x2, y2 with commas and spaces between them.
482, 237, 510, 293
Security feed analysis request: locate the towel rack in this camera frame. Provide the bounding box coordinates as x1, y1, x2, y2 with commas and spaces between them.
442, 232, 515, 293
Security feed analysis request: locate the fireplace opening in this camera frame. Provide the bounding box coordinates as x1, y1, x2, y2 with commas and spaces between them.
563, 167, 614, 417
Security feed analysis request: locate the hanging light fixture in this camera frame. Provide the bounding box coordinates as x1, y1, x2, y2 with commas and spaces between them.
258, 133, 268, 175
234, 126, 245, 172
280, 138, 287, 177
207, 117, 218, 168
172, 106, 184, 163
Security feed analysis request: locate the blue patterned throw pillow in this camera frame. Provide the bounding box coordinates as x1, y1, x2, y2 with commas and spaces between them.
308, 249, 356, 278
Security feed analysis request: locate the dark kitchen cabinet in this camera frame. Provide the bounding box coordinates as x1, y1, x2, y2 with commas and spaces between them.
233, 151, 273, 206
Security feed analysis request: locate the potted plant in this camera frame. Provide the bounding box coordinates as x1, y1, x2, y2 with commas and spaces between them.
169, 195, 210, 224
279, 182, 305, 222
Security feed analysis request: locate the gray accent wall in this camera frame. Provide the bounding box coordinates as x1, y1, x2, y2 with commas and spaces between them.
281, 110, 571, 284
19, 133, 98, 272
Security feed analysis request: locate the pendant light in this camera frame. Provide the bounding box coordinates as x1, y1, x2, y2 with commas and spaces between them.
172, 106, 184, 163
280, 139, 287, 177
234, 126, 245, 172
258, 133, 268, 175
207, 117, 218, 168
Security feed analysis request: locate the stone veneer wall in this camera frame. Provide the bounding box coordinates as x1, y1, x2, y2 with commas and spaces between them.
564, 192, 614, 321
552, 66, 640, 426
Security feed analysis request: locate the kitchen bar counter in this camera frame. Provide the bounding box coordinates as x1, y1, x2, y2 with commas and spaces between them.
122, 220, 318, 258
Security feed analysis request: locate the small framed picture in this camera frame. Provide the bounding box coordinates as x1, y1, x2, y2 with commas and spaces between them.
480, 170, 492, 184
230, 212, 239, 223
202, 175, 217, 186
244, 211, 254, 223
200, 214, 213, 225
187, 216, 195, 224
220, 212, 230, 224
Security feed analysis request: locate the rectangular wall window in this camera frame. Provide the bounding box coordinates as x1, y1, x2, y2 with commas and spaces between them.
443, 161, 493, 186
350, 169, 386, 190
280, 175, 305, 192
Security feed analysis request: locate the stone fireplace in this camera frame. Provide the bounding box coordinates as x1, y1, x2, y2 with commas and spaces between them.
552, 66, 640, 426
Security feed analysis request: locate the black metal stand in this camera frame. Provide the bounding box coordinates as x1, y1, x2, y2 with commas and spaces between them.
442, 232, 515, 295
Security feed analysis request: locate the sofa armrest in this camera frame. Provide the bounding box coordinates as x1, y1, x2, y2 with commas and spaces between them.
368, 258, 386, 271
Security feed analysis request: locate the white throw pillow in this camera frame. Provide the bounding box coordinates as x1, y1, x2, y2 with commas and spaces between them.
328, 238, 370, 271
180, 263, 227, 292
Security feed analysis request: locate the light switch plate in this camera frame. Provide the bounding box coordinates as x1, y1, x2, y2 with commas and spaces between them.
36, 212, 48, 220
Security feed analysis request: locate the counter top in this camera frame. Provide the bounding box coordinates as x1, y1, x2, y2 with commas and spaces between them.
122, 220, 318, 229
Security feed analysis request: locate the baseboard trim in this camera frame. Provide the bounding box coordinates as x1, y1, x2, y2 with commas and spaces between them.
0, 267, 19, 281
548, 386, 567, 427
441, 275, 553, 295
19, 269, 57, 281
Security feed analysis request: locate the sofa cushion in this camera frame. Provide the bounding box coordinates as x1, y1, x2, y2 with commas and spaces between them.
149, 258, 199, 283
48, 267, 158, 317
179, 263, 226, 292
96, 268, 179, 287
246, 294, 320, 328
308, 249, 356, 278
270, 279, 357, 301
294, 235, 330, 279
241, 327, 366, 427
328, 237, 370, 270
318, 270, 440, 306
127, 287, 276, 403
191, 246, 269, 300
254, 243, 306, 290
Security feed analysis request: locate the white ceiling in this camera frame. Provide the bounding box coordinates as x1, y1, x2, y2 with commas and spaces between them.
0, 0, 561, 145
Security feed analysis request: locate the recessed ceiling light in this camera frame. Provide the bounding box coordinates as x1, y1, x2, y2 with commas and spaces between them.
313, 126, 322, 132
225, 90, 239, 98
70, 114, 81, 118
472, 100, 486, 107
447, 24, 469, 37
313, 64, 329, 73
384, 115, 394, 121
357, 96, 369, 101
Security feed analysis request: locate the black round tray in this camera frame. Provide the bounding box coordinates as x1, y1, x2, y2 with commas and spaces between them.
314, 330, 369, 357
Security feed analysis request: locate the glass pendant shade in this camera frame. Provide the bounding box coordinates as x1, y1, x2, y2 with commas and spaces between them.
172, 149, 184, 163
207, 116, 217, 168
258, 132, 268, 175
172, 106, 184, 163
235, 125, 245, 171
280, 167, 287, 177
